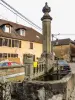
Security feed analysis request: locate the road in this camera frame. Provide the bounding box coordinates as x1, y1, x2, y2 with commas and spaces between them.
68, 63, 75, 100
69, 63, 75, 73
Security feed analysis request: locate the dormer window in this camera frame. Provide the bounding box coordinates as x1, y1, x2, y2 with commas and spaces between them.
2, 24, 11, 33
20, 29, 25, 36
5, 25, 11, 33
16, 28, 25, 36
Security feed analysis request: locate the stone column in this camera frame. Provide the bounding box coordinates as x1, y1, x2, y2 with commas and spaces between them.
41, 2, 52, 54
41, 2, 52, 74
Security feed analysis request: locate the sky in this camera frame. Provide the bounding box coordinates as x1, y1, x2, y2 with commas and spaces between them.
0, 0, 75, 40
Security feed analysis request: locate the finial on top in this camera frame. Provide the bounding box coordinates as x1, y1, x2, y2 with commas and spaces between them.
41, 2, 52, 20
42, 2, 51, 13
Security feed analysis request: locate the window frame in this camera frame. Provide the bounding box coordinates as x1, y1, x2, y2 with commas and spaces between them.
20, 29, 25, 36
30, 42, 33, 49
9, 39, 11, 47
0, 38, 2, 46
5, 25, 11, 33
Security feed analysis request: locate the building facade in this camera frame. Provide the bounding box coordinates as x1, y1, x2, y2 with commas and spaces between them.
53, 38, 75, 62
0, 19, 42, 64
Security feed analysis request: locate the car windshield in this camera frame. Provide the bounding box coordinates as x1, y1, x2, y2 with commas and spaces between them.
0, 63, 3, 66
58, 60, 68, 65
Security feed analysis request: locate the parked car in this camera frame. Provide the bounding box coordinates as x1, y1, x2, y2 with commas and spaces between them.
0, 61, 21, 67
49, 60, 71, 79
57, 60, 71, 72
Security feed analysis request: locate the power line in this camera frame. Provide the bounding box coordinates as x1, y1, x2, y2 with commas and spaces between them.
0, 3, 16, 15
0, 0, 42, 31
0, 2, 37, 25
0, 3, 29, 24
51, 33, 75, 41
59, 34, 75, 35
52, 34, 75, 36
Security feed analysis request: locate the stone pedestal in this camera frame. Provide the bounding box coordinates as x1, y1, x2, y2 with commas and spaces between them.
24, 54, 33, 80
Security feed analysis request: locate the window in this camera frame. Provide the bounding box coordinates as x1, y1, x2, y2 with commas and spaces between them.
15, 54, 18, 58
8, 54, 18, 58
2, 26, 5, 31
6, 26, 9, 32
20, 29, 25, 36
9, 39, 11, 47
8, 54, 10, 57
11, 54, 14, 57
2, 38, 8, 46
0, 53, 18, 58
5, 25, 11, 33
14, 40, 19, 47
3, 53, 7, 58
2, 38, 6, 46
0, 37, 21, 48
14, 54, 16, 57
5, 39, 8, 46
12, 40, 14, 47
0, 53, 2, 58
19, 41, 21, 48
0, 38, 2, 46
30, 42, 33, 49
11, 39, 21, 48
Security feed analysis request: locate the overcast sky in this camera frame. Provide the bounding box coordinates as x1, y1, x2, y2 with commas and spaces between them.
0, 0, 75, 40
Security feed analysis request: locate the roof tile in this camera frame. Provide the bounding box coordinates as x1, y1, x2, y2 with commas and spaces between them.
0, 19, 42, 43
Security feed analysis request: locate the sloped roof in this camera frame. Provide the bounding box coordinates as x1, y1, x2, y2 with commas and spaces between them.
52, 38, 75, 46
0, 19, 43, 43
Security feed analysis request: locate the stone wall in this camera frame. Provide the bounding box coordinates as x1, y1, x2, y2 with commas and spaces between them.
0, 73, 75, 100
0, 81, 11, 100
11, 82, 24, 100
66, 74, 75, 100
11, 73, 75, 100
0, 66, 25, 81
23, 81, 65, 100
0, 66, 24, 77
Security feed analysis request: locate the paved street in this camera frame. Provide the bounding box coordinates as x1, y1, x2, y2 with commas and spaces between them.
68, 63, 75, 100
69, 87, 75, 100
69, 63, 75, 73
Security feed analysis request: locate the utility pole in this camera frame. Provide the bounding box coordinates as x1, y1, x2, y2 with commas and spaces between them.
52, 34, 54, 55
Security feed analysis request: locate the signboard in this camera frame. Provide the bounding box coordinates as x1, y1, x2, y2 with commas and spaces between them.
33, 62, 38, 68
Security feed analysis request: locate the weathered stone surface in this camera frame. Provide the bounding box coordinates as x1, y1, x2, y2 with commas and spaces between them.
0, 73, 75, 100
11, 82, 24, 100
0, 81, 11, 100
68, 87, 75, 100
22, 80, 65, 100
